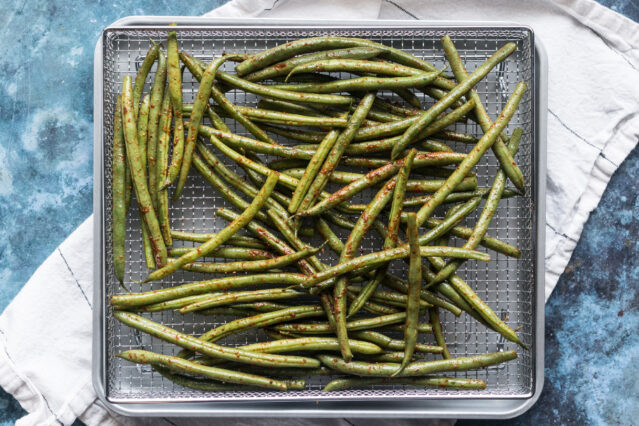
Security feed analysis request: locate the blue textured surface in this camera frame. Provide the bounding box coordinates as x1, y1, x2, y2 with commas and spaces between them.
0, 0, 637, 424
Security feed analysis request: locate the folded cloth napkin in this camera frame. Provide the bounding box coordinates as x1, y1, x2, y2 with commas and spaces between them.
1, 0, 638, 424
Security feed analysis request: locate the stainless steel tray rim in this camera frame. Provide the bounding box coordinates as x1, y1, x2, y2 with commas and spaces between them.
93, 16, 546, 418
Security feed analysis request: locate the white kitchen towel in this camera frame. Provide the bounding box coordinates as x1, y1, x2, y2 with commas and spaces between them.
1, 0, 638, 425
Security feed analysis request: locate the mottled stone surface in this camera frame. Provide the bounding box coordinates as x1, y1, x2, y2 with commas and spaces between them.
0, 0, 637, 424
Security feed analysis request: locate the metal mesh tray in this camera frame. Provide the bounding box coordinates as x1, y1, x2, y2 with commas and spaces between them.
93, 17, 545, 417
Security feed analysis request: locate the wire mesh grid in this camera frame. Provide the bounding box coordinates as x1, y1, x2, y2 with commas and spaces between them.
101, 26, 536, 403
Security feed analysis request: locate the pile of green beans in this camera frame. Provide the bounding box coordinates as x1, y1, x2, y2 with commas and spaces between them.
110, 33, 528, 393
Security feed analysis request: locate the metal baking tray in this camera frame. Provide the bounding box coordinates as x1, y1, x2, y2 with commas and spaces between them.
93, 16, 546, 419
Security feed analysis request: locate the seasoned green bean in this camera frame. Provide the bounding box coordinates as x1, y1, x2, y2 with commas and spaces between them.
111, 272, 305, 309
179, 246, 319, 274
442, 36, 525, 192
323, 376, 486, 392
146, 49, 167, 210
427, 129, 523, 287
245, 46, 383, 81
350, 331, 441, 354
165, 30, 185, 188
318, 350, 517, 377
143, 173, 278, 282
179, 288, 305, 314
415, 82, 527, 226
170, 231, 266, 249
391, 43, 517, 160
117, 350, 289, 390
121, 77, 167, 267
112, 95, 126, 283
132, 43, 159, 117
289, 130, 340, 213
241, 337, 383, 355
114, 311, 320, 368
155, 88, 173, 246
297, 93, 376, 215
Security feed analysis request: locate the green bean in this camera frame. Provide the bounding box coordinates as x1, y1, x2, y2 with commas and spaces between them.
132, 43, 160, 117
402, 188, 519, 208
436, 130, 478, 144
442, 36, 525, 193
257, 98, 326, 116
394, 212, 421, 375
146, 49, 167, 210
318, 350, 517, 377
153, 365, 305, 391
215, 208, 316, 276
170, 231, 266, 249
428, 129, 523, 288
382, 274, 462, 316
192, 154, 271, 225
173, 56, 237, 200
121, 77, 167, 267
168, 246, 272, 260
200, 306, 324, 343
352, 97, 473, 142
415, 82, 526, 225
286, 59, 432, 81
347, 287, 431, 310
235, 36, 440, 76
165, 31, 185, 188
143, 172, 278, 282
422, 217, 521, 258
111, 272, 305, 309
266, 209, 329, 275
283, 168, 476, 193
180, 246, 320, 274
429, 307, 451, 360
390, 42, 517, 160
204, 128, 335, 203
241, 337, 383, 355
135, 94, 155, 269
289, 130, 340, 213
346, 292, 399, 315
131, 294, 208, 312
114, 311, 320, 368
350, 331, 441, 354
155, 88, 173, 246
322, 376, 486, 392
416, 196, 482, 246
300, 244, 489, 290
185, 103, 350, 128
373, 97, 421, 117
244, 47, 383, 81
362, 352, 419, 363
315, 218, 344, 256
370, 219, 486, 326
428, 254, 526, 348
278, 72, 440, 94
179, 52, 277, 145
348, 149, 416, 317
216, 71, 352, 105
112, 96, 126, 283
262, 124, 327, 143
298, 151, 466, 217
179, 288, 305, 314
117, 350, 288, 391
230, 301, 292, 312
335, 178, 397, 361
273, 312, 407, 334
234, 365, 335, 378
196, 140, 291, 219
297, 93, 375, 214
200, 126, 315, 160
